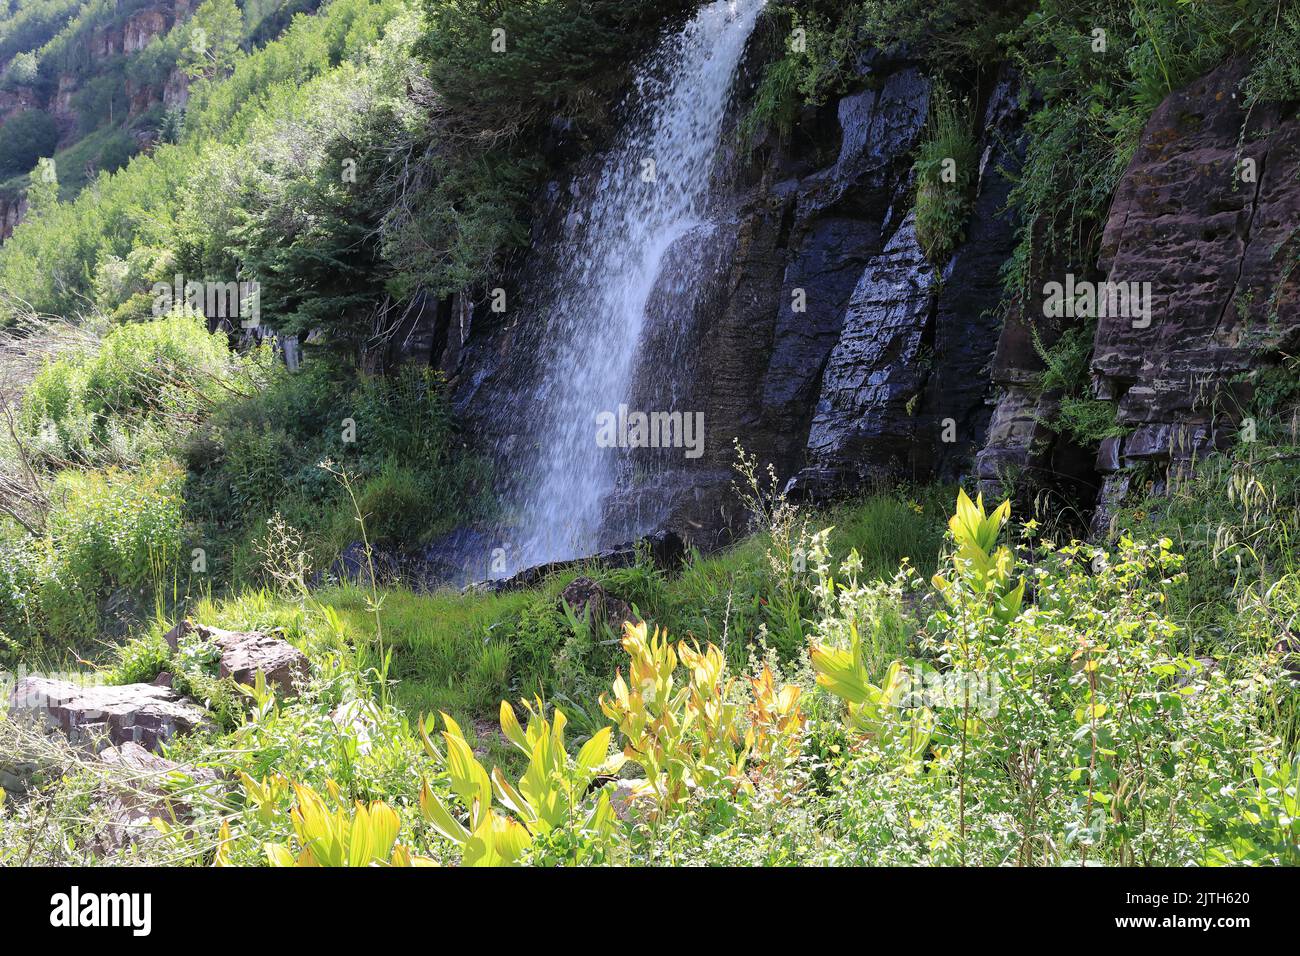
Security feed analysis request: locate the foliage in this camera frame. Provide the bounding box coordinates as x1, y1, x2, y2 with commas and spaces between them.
912, 91, 978, 265
20, 312, 238, 467
5, 485, 1297, 866
0, 463, 186, 648
418, 0, 695, 139
0, 110, 59, 178
183, 362, 491, 587
179, 0, 243, 81
417, 703, 619, 866
259, 779, 432, 866
1244, 3, 1300, 103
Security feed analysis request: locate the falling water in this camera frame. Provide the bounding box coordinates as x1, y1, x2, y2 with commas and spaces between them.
502, 0, 766, 573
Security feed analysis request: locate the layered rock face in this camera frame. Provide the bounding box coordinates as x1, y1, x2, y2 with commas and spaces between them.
1090, 57, 1300, 516
978, 56, 1300, 528
7, 677, 211, 752
794, 69, 1023, 494
408, 40, 1297, 570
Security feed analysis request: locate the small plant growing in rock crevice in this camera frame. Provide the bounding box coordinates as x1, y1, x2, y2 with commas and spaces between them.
913, 89, 979, 265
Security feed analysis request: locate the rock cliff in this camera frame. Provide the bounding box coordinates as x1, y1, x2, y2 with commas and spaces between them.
379, 41, 1300, 564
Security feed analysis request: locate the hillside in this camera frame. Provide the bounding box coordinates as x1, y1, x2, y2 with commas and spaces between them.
0, 0, 1297, 876
0, 0, 320, 238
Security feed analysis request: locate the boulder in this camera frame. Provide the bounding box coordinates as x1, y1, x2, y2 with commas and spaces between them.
6, 677, 210, 753
165, 620, 309, 695
96, 742, 222, 851
559, 577, 639, 633
466, 530, 686, 595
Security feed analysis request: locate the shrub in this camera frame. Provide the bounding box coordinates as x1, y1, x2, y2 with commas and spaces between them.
0, 463, 187, 647
345, 461, 431, 547
1245, 3, 1300, 103
21, 312, 238, 465
0, 110, 58, 177
40, 463, 186, 640
104, 630, 171, 684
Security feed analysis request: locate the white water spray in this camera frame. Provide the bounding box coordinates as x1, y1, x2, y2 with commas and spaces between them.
505, 0, 765, 572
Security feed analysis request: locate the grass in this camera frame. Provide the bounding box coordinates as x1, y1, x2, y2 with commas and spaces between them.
117, 486, 951, 739
317, 487, 949, 726
827, 485, 951, 579
111, 484, 949, 780
322, 583, 533, 719
1112, 442, 1300, 654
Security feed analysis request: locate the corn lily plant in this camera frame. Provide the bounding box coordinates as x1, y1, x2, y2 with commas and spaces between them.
418, 702, 620, 866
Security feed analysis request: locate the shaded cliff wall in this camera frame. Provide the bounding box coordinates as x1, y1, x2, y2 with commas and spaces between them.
407, 38, 1298, 558
978, 56, 1300, 532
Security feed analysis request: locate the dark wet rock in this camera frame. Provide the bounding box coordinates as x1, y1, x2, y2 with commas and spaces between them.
918, 70, 1025, 478
792, 70, 1025, 498
797, 213, 937, 491
6, 677, 211, 753
468, 530, 687, 595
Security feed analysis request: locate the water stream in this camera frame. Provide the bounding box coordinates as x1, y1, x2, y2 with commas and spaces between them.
500, 0, 765, 574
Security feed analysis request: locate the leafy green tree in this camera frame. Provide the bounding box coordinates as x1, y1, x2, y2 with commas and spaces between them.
420, 0, 695, 137
25, 157, 60, 218
3, 51, 40, 86
0, 109, 58, 177
180, 0, 244, 80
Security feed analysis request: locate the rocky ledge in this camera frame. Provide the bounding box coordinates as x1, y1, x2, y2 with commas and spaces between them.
6, 677, 211, 753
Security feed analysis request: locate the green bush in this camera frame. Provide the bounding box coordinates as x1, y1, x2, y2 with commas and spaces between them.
41, 464, 186, 636
1245, 4, 1300, 103
21, 312, 238, 465
0, 463, 187, 648
104, 630, 171, 684
346, 461, 432, 547
0, 110, 58, 177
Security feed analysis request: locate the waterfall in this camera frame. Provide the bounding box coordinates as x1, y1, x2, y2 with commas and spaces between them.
501, 0, 766, 574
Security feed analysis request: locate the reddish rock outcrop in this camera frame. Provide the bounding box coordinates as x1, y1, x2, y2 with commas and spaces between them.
0, 192, 28, 242
978, 56, 1300, 527
96, 741, 222, 849
165, 620, 310, 695
1092, 57, 1300, 489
